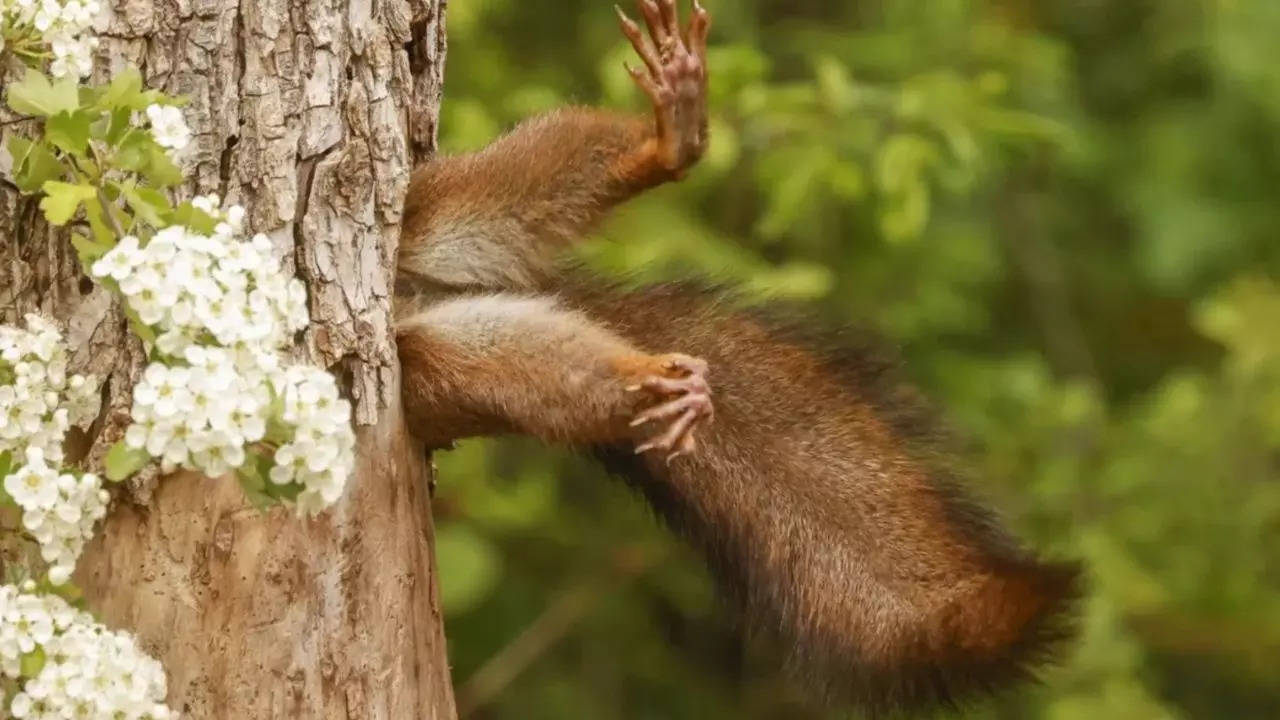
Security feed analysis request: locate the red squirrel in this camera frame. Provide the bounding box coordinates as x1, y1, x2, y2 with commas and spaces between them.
395, 1, 1081, 714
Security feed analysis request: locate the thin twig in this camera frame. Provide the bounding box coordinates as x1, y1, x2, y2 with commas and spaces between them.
0, 115, 36, 129
95, 188, 125, 239
456, 551, 660, 717
456, 583, 598, 717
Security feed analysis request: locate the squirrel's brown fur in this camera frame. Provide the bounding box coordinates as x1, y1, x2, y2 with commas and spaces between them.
395, 1, 1081, 715
570, 277, 1081, 714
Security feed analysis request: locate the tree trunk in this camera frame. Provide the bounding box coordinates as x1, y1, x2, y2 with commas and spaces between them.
0, 0, 456, 717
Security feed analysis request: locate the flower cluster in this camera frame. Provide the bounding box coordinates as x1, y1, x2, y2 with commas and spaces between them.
270, 366, 356, 514
4, 448, 108, 585
0, 583, 173, 719
90, 214, 307, 358
0, 0, 101, 77
0, 314, 101, 464
91, 195, 354, 515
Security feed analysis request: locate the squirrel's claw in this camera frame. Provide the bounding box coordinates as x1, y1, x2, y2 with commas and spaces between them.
616, 5, 663, 78
618, 0, 710, 174
632, 353, 713, 461
635, 409, 699, 457
630, 389, 712, 427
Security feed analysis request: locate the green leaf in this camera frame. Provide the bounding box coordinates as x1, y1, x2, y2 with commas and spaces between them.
145, 145, 184, 187
113, 131, 151, 172
38, 181, 97, 226
6, 135, 33, 168
264, 414, 292, 445
0, 450, 15, 508
8, 137, 65, 194
94, 68, 143, 111
136, 89, 168, 110
875, 133, 936, 193
71, 232, 113, 267
19, 647, 45, 679
45, 110, 94, 157
170, 202, 220, 235
83, 202, 116, 245
104, 441, 149, 481
243, 489, 275, 511
6, 68, 79, 117
267, 481, 304, 503
100, 107, 134, 146
235, 453, 277, 511
122, 186, 171, 227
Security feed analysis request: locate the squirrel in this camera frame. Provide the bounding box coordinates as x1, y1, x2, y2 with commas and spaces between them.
394, 0, 1082, 715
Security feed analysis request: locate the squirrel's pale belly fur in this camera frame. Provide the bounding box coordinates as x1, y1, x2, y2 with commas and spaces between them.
394, 2, 1081, 715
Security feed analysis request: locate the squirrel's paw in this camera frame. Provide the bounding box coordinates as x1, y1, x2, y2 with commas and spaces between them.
626, 353, 713, 463
615, 0, 711, 175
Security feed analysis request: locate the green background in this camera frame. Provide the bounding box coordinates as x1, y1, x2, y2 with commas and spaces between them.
429, 1, 1280, 717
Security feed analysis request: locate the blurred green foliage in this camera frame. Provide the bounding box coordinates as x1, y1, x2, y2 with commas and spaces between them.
429, 1, 1280, 717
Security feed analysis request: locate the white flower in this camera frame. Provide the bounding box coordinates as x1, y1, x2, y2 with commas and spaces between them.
269, 443, 307, 485
5, 457, 58, 510
124, 412, 171, 456
64, 375, 99, 427
132, 363, 165, 409
49, 34, 97, 78
144, 233, 179, 265
191, 194, 220, 214
144, 104, 191, 150
46, 564, 73, 586
148, 365, 191, 419
10, 691, 33, 717
150, 225, 187, 250
155, 329, 196, 357
60, 0, 95, 25
225, 204, 246, 231
0, 586, 173, 718
0, 317, 98, 463
192, 433, 244, 477
32, 0, 60, 31
227, 397, 267, 443
0, 443, 107, 582
74, 195, 356, 515
89, 235, 143, 280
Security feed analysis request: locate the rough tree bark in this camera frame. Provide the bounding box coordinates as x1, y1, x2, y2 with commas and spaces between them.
0, 0, 456, 717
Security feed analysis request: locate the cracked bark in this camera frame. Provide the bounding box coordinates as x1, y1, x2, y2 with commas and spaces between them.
0, 0, 456, 717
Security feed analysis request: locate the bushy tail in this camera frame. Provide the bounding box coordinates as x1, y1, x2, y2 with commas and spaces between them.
563, 276, 1083, 716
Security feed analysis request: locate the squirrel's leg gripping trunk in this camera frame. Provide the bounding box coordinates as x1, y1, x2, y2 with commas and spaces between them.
396, 292, 711, 456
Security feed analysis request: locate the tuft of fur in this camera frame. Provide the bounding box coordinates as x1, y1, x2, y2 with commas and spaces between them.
553, 272, 1083, 717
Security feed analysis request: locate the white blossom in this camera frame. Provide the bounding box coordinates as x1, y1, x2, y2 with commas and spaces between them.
3, 448, 108, 584
2, 0, 101, 77
144, 104, 191, 150
270, 365, 355, 515
48, 33, 96, 78
90, 235, 142, 280
88, 198, 352, 513
97, 223, 307, 357
190, 193, 219, 215
0, 315, 100, 464
0, 585, 172, 718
